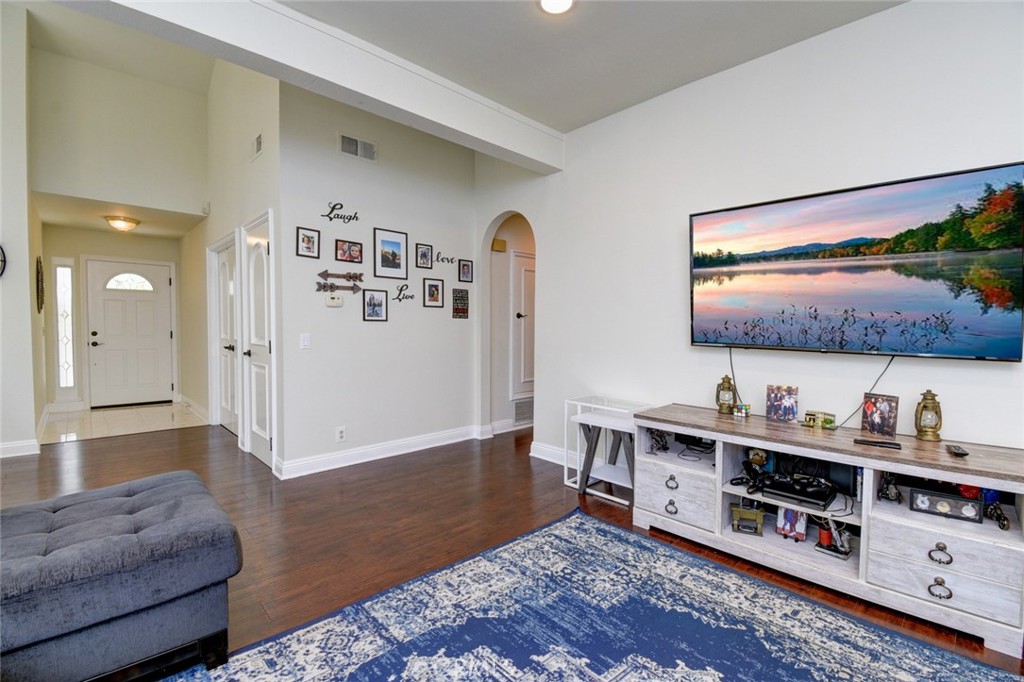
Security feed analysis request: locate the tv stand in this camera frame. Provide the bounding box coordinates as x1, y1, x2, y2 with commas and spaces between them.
632, 404, 1024, 657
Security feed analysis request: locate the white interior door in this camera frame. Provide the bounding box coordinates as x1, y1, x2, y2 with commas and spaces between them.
510, 251, 535, 399
86, 259, 173, 407
241, 217, 273, 468
218, 246, 240, 435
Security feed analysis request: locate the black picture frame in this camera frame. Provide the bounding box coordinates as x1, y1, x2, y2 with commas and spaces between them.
423, 278, 444, 308
335, 239, 363, 263
416, 243, 433, 269
296, 227, 320, 259
363, 289, 388, 321
374, 228, 408, 279
458, 259, 473, 283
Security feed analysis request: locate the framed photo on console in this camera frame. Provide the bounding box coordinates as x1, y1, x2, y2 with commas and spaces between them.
766, 385, 798, 423
861, 392, 898, 439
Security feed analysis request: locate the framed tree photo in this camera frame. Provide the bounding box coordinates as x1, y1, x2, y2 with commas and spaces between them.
363, 289, 388, 322
296, 226, 320, 259
423, 278, 444, 308
416, 243, 433, 269
374, 228, 408, 279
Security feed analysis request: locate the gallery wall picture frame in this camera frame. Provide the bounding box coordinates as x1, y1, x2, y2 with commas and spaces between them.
423, 278, 444, 308
861, 392, 899, 439
296, 227, 320, 259
374, 228, 408, 279
416, 243, 433, 269
335, 239, 363, 263
363, 289, 388, 321
458, 259, 473, 283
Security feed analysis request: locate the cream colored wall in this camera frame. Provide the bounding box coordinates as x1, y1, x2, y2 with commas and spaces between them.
178, 221, 209, 413
41, 225, 182, 405
29, 49, 207, 214
489, 214, 535, 429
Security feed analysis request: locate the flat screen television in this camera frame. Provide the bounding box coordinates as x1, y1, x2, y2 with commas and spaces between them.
689, 162, 1023, 361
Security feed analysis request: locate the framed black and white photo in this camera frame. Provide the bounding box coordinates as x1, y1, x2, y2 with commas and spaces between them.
296, 226, 320, 259
363, 289, 388, 322
458, 259, 473, 283
374, 228, 408, 279
423, 278, 444, 308
416, 243, 433, 269
335, 239, 363, 263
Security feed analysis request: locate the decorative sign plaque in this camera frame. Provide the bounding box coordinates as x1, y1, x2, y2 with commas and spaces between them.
452, 288, 469, 319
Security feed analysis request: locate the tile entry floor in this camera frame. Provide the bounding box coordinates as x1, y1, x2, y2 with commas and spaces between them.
40, 403, 207, 444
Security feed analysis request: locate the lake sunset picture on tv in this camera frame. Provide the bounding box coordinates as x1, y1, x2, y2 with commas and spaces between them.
690, 162, 1024, 361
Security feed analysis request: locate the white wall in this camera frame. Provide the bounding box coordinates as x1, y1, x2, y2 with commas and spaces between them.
476, 0, 1024, 452
29, 49, 207, 214
277, 84, 478, 472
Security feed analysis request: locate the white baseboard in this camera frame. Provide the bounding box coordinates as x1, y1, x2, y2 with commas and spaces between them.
1, 439, 41, 459
491, 418, 536, 435
529, 441, 563, 466
178, 395, 209, 422
279, 426, 479, 480
46, 401, 88, 413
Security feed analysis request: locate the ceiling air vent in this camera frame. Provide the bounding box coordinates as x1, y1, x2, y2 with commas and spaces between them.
339, 133, 378, 162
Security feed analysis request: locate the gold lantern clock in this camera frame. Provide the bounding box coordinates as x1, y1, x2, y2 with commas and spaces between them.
716, 375, 737, 414
914, 389, 942, 441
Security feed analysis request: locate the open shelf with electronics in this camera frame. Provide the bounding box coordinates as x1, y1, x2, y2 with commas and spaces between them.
632, 404, 1024, 657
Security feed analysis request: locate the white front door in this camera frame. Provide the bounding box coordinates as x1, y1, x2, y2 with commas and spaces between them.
218, 246, 240, 435
241, 217, 273, 468
86, 259, 174, 407
510, 250, 535, 399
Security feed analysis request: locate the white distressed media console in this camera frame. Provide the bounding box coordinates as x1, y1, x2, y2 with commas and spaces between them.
632, 403, 1024, 657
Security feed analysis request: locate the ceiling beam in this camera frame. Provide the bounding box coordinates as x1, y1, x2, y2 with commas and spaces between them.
64, 0, 564, 175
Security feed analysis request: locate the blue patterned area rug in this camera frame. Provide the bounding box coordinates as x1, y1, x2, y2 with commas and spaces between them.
169, 510, 1016, 681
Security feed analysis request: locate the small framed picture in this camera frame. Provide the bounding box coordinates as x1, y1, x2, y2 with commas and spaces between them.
766, 385, 798, 423
374, 228, 408, 279
296, 227, 320, 259
861, 392, 898, 439
416, 243, 433, 269
363, 289, 388, 322
458, 259, 473, 283
423, 278, 444, 308
335, 239, 363, 263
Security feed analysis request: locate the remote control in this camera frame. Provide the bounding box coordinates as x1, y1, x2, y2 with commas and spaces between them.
853, 438, 902, 450
945, 444, 969, 457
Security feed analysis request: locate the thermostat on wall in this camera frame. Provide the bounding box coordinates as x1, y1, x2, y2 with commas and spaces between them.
326, 292, 343, 308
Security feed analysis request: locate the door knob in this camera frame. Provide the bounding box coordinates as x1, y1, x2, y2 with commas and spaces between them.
91, 341, 104, 347
516, 312, 528, 319
223, 344, 236, 351
90, 331, 98, 337
243, 350, 252, 357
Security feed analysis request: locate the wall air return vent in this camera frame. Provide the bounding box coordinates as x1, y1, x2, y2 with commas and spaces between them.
339, 133, 378, 162
514, 398, 534, 426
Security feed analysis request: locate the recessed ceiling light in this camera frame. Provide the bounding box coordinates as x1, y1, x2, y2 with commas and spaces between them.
539, 0, 574, 15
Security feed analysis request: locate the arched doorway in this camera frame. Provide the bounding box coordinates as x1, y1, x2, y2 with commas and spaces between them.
487, 213, 536, 433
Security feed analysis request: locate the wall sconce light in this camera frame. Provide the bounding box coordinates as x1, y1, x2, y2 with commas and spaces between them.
539, 0, 574, 15
105, 216, 140, 232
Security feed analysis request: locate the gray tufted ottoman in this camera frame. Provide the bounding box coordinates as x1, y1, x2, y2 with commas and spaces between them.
1, 470, 243, 682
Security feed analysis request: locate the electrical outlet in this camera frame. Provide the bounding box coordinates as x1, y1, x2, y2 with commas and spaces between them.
335, 426, 346, 443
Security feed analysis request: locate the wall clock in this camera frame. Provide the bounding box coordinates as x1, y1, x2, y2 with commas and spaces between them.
36, 256, 44, 314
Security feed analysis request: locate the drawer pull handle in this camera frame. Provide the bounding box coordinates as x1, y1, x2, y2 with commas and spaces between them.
665, 475, 679, 490
927, 543, 953, 565
665, 500, 678, 515
927, 577, 953, 600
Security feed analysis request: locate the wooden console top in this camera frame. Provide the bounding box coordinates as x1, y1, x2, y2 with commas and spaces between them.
635, 403, 1024, 490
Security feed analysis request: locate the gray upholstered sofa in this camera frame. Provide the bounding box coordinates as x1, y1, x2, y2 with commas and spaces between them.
1, 470, 243, 681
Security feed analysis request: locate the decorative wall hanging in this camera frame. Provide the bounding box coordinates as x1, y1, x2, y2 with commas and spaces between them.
452, 288, 469, 319
416, 243, 433, 269
393, 284, 415, 302
335, 240, 363, 263
321, 201, 360, 224
363, 289, 388, 321
458, 259, 474, 283
374, 228, 408, 280
423, 278, 444, 308
318, 270, 364, 283
316, 281, 362, 294
296, 227, 320, 259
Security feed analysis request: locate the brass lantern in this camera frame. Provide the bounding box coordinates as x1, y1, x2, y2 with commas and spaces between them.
716, 375, 736, 414
914, 389, 942, 442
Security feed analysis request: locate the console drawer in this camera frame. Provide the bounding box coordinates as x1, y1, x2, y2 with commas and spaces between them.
869, 515, 1023, 586
635, 456, 715, 502
866, 551, 1022, 626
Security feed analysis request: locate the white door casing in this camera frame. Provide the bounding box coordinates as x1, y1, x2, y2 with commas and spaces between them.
240, 214, 274, 468
86, 259, 174, 407
218, 245, 240, 435
510, 250, 535, 400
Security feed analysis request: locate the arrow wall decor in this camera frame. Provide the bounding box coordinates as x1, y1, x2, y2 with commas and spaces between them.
315, 281, 362, 294
318, 270, 364, 282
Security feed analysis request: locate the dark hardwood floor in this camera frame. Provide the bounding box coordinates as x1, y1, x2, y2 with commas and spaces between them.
2, 426, 1020, 675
